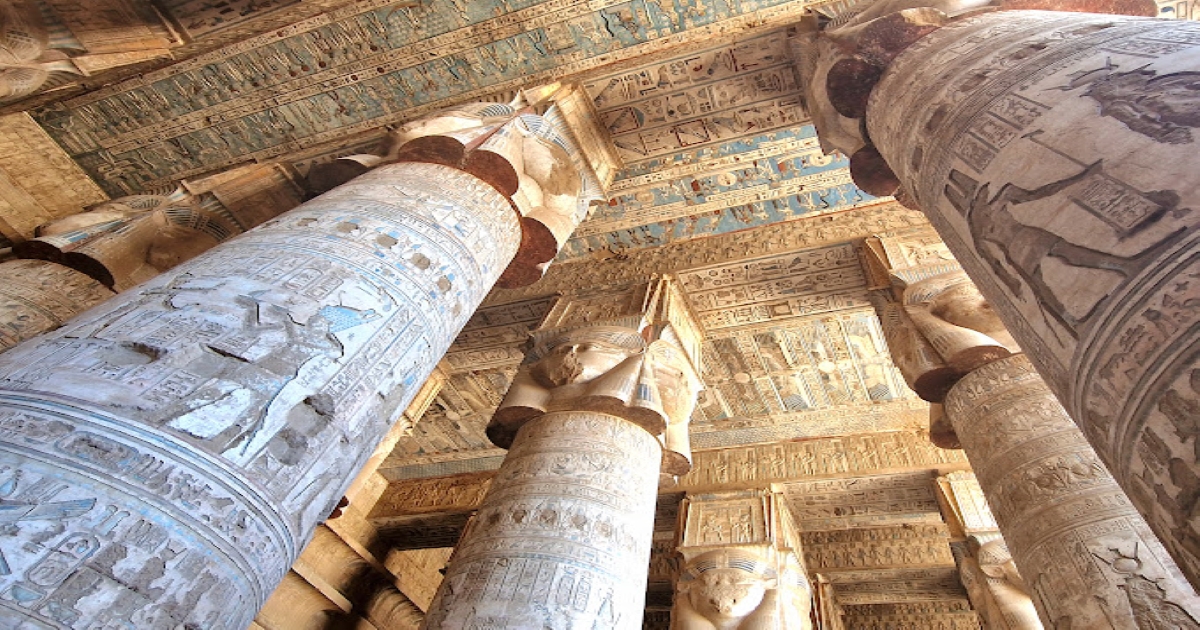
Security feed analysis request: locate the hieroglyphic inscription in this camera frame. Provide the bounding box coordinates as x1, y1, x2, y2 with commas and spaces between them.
0, 113, 108, 237
486, 202, 929, 306
35, 0, 834, 195
425, 411, 661, 629
802, 525, 956, 571
681, 431, 968, 491
843, 600, 980, 630
561, 126, 875, 261
945, 355, 1200, 627
682, 492, 768, 547
867, 13, 1200, 592
692, 309, 910, 427
0, 162, 520, 628
783, 472, 942, 531
585, 30, 804, 163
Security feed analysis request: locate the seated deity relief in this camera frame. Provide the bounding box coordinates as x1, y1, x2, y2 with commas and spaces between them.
306, 101, 591, 288
672, 549, 813, 630
490, 325, 702, 475
960, 536, 1043, 629
884, 271, 1019, 403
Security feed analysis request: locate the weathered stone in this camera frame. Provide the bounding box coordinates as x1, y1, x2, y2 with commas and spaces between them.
17, 163, 300, 290
674, 490, 813, 629
863, 11, 1200, 589
0, 159, 520, 627
945, 354, 1200, 627
423, 410, 662, 629
0, 259, 113, 352
958, 536, 1043, 630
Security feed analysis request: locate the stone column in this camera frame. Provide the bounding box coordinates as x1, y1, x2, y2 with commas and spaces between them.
425, 279, 704, 629
426, 408, 662, 629
0, 163, 305, 353
958, 535, 1043, 630
879, 270, 1200, 627
0, 104, 596, 628
946, 354, 1200, 627
0, 259, 113, 351
802, 1, 1200, 588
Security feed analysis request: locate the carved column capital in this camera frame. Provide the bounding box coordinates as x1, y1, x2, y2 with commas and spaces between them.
491, 276, 704, 476
307, 100, 604, 288
673, 490, 814, 629
882, 270, 1019, 403
15, 162, 305, 290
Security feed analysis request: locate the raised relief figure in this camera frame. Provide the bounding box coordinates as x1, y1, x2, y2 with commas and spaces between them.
673, 549, 812, 630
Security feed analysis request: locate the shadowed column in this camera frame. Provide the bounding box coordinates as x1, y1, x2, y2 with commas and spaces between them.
800, 0, 1200, 589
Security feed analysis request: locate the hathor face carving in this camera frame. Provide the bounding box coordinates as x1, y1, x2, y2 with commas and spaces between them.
928, 282, 1007, 337
687, 568, 770, 621
529, 340, 635, 388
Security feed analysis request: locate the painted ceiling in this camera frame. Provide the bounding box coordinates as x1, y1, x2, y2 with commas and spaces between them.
1, 0, 1036, 623
17, 0, 886, 265
31, 0, 837, 196
379, 234, 925, 481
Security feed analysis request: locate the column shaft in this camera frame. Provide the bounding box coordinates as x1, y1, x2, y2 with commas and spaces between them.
423, 410, 662, 629
0, 259, 114, 351
945, 354, 1200, 627
0, 162, 519, 628
865, 11, 1200, 587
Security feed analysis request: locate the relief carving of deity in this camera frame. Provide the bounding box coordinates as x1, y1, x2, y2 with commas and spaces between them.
490, 324, 701, 474
885, 271, 1020, 403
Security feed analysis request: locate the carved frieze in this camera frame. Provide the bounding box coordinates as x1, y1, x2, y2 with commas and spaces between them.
680, 431, 968, 492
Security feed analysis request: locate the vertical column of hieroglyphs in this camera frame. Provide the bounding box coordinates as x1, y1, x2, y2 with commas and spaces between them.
425, 279, 703, 629
801, 0, 1200, 590
0, 103, 595, 628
